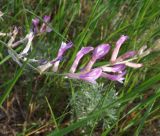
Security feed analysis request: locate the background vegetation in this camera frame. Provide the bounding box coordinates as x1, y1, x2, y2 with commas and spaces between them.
0, 0, 160, 135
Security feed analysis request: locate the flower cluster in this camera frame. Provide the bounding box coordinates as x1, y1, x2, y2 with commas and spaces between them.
3, 15, 52, 66
66, 35, 145, 84
32, 15, 52, 34
38, 35, 150, 84
1, 15, 151, 84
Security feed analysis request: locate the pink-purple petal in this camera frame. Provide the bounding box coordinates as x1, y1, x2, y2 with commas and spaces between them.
80, 68, 102, 79
111, 35, 128, 62
116, 51, 137, 62
57, 41, 73, 58
67, 68, 102, 84
52, 42, 73, 72
70, 47, 94, 73
32, 18, 39, 26
80, 68, 102, 84
32, 18, 40, 34
40, 15, 52, 33
101, 64, 126, 73
85, 44, 110, 71
92, 44, 110, 60
77, 47, 94, 57
101, 71, 126, 83
43, 15, 51, 22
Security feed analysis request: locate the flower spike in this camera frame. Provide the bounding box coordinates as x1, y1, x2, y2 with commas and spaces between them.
4, 15, 148, 85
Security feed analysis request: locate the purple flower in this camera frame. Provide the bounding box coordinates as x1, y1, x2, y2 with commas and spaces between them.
32, 18, 40, 34
52, 41, 73, 72
116, 51, 137, 62
101, 64, 126, 73
101, 71, 126, 83
92, 44, 110, 60
40, 15, 52, 33
32, 18, 39, 26
32, 16, 52, 34
56, 42, 73, 59
110, 35, 128, 62
70, 46, 94, 73
43, 15, 51, 22
67, 68, 102, 84
85, 44, 110, 71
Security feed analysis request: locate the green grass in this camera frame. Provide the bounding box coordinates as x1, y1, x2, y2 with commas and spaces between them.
0, 0, 160, 135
